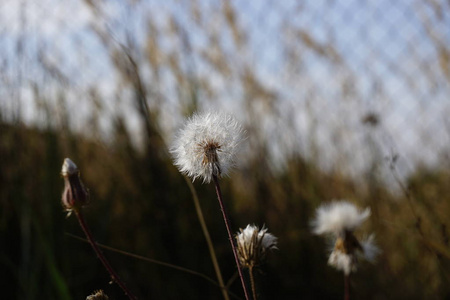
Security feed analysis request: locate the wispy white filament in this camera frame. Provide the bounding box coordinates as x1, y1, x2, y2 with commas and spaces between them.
328, 250, 356, 275
170, 112, 244, 183
327, 235, 380, 275
311, 200, 371, 235
237, 224, 278, 251
361, 234, 380, 262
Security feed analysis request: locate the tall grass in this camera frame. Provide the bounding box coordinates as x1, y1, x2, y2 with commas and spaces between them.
0, 1, 450, 298
1, 116, 450, 298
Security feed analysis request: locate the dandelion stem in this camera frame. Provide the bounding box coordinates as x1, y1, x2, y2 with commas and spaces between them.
184, 176, 230, 300
212, 175, 250, 300
249, 266, 257, 300
344, 274, 350, 300
74, 209, 138, 300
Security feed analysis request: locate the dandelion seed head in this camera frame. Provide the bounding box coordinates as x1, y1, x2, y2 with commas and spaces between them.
327, 234, 380, 275
312, 200, 379, 275
311, 200, 370, 235
236, 224, 278, 268
170, 112, 244, 183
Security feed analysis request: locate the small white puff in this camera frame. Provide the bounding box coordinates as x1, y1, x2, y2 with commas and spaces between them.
312, 200, 371, 236
328, 250, 356, 276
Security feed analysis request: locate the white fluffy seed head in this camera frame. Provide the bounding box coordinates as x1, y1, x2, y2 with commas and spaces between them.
327, 234, 380, 275
328, 250, 357, 276
311, 200, 371, 236
170, 112, 244, 183
236, 224, 278, 268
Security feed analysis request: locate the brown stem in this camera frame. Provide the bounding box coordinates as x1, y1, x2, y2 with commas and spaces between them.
212, 175, 250, 300
249, 266, 257, 300
344, 274, 350, 300
74, 210, 138, 300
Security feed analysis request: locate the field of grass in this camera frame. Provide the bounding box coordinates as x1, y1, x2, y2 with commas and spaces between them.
1, 117, 449, 299
1, 1, 449, 298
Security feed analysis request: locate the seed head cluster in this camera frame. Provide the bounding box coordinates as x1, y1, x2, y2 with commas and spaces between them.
86, 290, 109, 300
312, 200, 379, 275
170, 112, 244, 183
236, 224, 278, 268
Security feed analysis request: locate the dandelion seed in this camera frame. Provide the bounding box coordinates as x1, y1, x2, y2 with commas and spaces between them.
236, 224, 278, 268
311, 200, 379, 275
170, 112, 244, 183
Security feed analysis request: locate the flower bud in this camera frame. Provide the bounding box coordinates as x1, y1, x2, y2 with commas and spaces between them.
61, 158, 89, 216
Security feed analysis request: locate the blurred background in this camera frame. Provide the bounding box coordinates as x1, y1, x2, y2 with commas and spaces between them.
1, 0, 449, 299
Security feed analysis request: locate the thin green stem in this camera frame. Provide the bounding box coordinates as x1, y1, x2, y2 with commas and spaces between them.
74, 210, 138, 300
249, 266, 257, 300
212, 175, 250, 300
184, 176, 230, 300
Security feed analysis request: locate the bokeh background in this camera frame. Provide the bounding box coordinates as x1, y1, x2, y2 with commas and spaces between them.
1, 0, 450, 299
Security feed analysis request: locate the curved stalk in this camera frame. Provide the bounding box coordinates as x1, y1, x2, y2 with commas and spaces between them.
184, 176, 230, 300
212, 175, 250, 300
74, 210, 137, 300
249, 266, 257, 300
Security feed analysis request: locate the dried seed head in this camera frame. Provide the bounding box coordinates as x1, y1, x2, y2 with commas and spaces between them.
236, 225, 278, 268
312, 200, 379, 275
61, 158, 89, 216
86, 290, 109, 300
329, 231, 363, 275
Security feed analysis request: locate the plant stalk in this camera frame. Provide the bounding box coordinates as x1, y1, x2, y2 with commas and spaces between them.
184, 176, 230, 300
344, 274, 350, 300
212, 175, 250, 300
74, 209, 138, 300
249, 266, 257, 300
